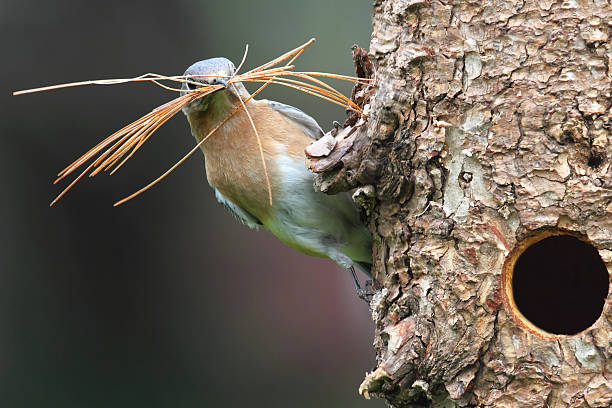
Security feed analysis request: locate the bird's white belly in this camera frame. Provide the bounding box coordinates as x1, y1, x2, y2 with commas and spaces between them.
264, 154, 371, 267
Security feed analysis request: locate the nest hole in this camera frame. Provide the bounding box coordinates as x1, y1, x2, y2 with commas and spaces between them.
505, 233, 609, 336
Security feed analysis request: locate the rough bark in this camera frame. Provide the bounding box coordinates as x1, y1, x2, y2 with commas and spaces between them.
309, 1, 612, 406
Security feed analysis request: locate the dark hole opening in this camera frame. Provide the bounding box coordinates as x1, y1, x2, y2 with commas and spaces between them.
588, 151, 604, 168
512, 235, 609, 335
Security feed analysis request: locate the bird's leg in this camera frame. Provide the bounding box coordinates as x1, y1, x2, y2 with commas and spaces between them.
349, 266, 374, 303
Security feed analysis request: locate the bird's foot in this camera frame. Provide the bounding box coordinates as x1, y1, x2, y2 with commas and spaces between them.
350, 267, 375, 303
356, 281, 375, 303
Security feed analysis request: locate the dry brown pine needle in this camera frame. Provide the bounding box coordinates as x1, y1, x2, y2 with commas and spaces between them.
13, 39, 373, 207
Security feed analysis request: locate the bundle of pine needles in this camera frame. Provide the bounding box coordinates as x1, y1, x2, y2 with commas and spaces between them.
13, 39, 372, 207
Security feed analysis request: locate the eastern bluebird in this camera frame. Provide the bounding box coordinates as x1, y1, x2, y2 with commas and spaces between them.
181, 57, 373, 299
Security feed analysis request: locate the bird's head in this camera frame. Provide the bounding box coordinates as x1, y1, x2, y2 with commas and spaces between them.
181, 57, 249, 115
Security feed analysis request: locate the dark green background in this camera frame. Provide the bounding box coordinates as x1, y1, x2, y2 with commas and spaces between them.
2, 1, 384, 407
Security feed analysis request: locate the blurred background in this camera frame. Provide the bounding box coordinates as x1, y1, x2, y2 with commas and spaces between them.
1, 1, 383, 407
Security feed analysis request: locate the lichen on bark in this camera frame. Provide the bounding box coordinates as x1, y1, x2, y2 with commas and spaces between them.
310, 0, 612, 407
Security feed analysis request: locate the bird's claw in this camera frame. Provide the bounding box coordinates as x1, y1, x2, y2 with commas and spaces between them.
349, 266, 375, 303
357, 282, 375, 303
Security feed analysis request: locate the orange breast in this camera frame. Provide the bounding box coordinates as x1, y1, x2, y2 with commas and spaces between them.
187, 95, 313, 224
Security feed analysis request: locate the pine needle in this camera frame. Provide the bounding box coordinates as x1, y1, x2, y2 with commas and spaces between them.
13, 39, 373, 206
233, 84, 273, 206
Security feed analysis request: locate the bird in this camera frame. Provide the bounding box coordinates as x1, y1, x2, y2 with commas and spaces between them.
180, 57, 373, 298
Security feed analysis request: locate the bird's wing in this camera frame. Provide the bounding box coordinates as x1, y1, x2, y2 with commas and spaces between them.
265, 100, 324, 140
214, 189, 262, 229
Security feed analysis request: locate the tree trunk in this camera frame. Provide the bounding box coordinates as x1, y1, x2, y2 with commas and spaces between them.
310, 0, 612, 406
